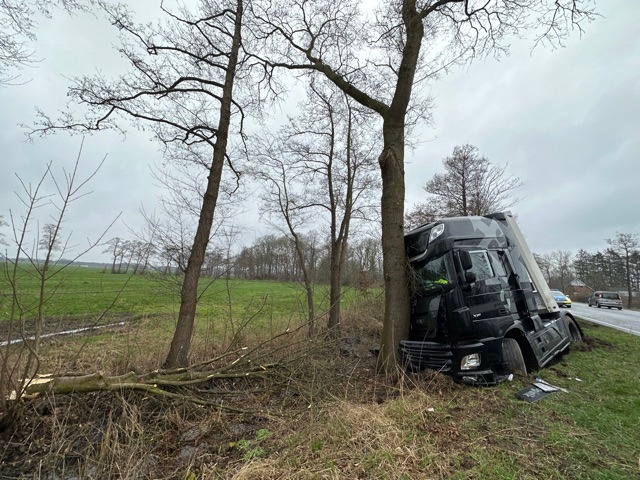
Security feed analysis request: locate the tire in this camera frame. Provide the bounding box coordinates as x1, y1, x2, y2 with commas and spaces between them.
503, 337, 527, 375
618, 307, 622, 310
566, 318, 583, 344
597, 302, 601, 308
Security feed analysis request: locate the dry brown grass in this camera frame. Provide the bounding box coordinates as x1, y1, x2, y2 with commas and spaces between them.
0, 295, 390, 478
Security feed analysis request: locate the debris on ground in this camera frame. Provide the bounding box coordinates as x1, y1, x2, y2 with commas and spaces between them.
516, 378, 567, 403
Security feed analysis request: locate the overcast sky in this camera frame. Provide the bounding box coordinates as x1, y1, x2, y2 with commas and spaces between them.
1, 0, 638, 263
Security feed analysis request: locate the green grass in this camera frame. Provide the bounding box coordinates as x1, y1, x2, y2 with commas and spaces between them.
0, 264, 370, 371
0, 265, 333, 321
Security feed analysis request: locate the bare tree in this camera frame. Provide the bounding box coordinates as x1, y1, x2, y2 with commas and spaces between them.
30, 1, 262, 368
347, 233, 383, 287
606, 233, 639, 308
302, 84, 380, 333
0, 0, 84, 85
254, 79, 379, 334
404, 201, 438, 231
103, 237, 126, 273
251, 0, 596, 371
407, 144, 522, 221
38, 223, 64, 257
534, 252, 553, 285
235, 234, 314, 281
0, 143, 112, 417
550, 250, 573, 290
253, 147, 318, 334
631, 251, 640, 295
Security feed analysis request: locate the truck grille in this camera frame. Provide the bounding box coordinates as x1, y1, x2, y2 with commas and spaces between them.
399, 340, 454, 371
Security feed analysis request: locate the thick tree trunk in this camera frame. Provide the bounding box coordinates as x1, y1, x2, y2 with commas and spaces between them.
375, 4, 423, 373
375, 133, 410, 372
163, 1, 243, 368
163, 162, 225, 368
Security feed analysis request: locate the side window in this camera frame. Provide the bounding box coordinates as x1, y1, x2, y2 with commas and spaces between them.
514, 257, 537, 292
468, 250, 495, 281
488, 251, 507, 277
412, 253, 453, 293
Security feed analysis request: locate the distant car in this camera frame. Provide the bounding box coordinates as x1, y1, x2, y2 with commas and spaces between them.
588, 291, 623, 310
551, 289, 572, 308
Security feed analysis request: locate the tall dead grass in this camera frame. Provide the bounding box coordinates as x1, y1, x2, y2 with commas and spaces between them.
0, 290, 417, 479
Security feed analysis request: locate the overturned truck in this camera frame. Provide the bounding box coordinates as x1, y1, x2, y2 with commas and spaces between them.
400, 211, 583, 385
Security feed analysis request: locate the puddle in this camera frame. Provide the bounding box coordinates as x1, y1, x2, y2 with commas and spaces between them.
0, 322, 126, 347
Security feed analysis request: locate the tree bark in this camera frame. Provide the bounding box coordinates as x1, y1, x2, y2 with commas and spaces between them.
375, 4, 423, 372
376, 138, 410, 372
163, 0, 243, 368
328, 244, 343, 331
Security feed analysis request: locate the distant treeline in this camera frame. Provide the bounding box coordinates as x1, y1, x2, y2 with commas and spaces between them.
535, 248, 640, 293
102, 233, 383, 287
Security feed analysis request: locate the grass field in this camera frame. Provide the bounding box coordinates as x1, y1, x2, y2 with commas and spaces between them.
0, 265, 371, 371
1, 265, 334, 320
1, 266, 639, 479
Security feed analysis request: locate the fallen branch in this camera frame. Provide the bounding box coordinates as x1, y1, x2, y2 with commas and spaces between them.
20, 363, 281, 414
23, 365, 275, 394
13, 323, 343, 415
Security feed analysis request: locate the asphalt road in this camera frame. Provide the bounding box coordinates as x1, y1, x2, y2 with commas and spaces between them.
569, 302, 640, 336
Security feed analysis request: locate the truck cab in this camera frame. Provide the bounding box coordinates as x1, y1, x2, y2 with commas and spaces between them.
399, 212, 583, 385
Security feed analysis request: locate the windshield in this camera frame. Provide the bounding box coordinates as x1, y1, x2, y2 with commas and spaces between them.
411, 252, 454, 294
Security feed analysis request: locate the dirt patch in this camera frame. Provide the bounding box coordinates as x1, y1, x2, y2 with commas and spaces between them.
575, 334, 615, 352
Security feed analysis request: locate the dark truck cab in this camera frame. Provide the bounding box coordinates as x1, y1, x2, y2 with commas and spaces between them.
400, 211, 583, 385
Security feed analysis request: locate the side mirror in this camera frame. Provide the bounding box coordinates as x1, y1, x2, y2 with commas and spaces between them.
459, 250, 473, 271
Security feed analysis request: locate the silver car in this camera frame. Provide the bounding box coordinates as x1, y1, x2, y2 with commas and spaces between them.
588, 291, 623, 310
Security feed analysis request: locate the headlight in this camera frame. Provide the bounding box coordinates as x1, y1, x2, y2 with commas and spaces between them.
429, 223, 445, 242
461, 353, 481, 370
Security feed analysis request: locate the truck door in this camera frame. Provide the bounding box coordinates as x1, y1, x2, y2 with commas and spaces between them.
409, 252, 456, 341
459, 249, 509, 323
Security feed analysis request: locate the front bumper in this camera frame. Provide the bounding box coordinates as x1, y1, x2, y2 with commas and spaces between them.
399, 338, 509, 386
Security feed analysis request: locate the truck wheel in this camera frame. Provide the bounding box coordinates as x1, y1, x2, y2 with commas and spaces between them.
565, 318, 583, 344
503, 338, 527, 375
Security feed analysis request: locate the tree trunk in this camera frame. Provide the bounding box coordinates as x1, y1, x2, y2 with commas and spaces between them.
375, 5, 423, 373
375, 133, 410, 373
290, 232, 315, 335
327, 98, 354, 334
327, 243, 343, 332
625, 256, 633, 309
163, 0, 243, 368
